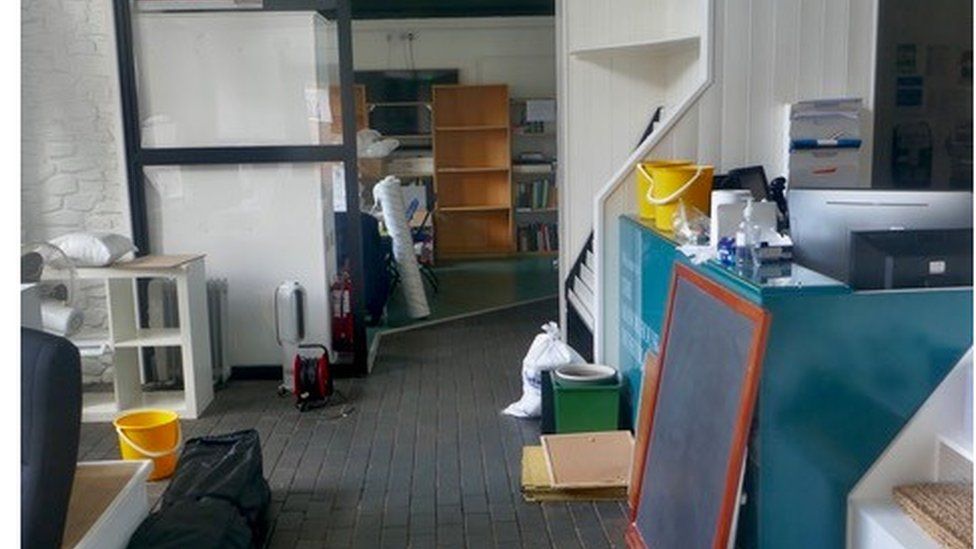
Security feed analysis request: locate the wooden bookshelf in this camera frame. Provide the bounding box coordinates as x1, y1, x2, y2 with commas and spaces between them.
433, 84, 514, 258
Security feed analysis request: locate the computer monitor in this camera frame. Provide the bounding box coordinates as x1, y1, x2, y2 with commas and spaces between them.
727, 166, 769, 201
788, 189, 973, 283
849, 229, 973, 290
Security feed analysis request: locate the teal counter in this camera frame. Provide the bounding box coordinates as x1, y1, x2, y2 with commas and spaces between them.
618, 215, 972, 549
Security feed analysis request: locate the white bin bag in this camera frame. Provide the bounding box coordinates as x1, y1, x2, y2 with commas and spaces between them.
503, 322, 585, 418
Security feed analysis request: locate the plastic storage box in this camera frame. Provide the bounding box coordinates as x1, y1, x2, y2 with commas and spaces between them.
553, 376, 621, 433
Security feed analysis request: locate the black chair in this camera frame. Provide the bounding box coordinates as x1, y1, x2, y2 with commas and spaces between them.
22, 328, 81, 549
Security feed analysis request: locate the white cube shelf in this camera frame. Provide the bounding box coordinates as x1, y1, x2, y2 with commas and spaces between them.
47, 255, 214, 422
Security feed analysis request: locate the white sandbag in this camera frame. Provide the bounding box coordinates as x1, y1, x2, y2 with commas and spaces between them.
49, 231, 136, 267
373, 176, 430, 319
503, 322, 585, 418
40, 299, 84, 337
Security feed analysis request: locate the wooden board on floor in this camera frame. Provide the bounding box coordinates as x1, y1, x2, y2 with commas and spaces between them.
541, 430, 634, 489
521, 446, 625, 502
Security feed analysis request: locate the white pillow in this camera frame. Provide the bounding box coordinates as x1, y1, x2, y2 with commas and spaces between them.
49, 232, 137, 267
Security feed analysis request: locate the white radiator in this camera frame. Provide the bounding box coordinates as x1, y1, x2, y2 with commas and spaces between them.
147, 278, 230, 384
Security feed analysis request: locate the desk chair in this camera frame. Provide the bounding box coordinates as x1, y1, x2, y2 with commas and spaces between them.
22, 328, 81, 549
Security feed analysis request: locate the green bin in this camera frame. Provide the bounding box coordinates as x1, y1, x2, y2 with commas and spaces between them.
553, 376, 621, 433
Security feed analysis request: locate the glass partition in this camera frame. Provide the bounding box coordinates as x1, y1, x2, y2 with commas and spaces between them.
132, 7, 343, 147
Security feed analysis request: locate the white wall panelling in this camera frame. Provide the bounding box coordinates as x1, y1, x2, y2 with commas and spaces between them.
558, 0, 879, 364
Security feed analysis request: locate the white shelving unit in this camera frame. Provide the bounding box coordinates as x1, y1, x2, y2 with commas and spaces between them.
46, 255, 214, 422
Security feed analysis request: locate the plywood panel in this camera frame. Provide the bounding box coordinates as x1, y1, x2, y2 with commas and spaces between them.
541, 430, 634, 488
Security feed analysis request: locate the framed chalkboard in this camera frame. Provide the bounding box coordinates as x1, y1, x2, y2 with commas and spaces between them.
627, 263, 770, 549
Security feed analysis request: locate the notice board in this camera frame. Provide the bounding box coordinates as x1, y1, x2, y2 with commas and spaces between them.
627, 264, 770, 549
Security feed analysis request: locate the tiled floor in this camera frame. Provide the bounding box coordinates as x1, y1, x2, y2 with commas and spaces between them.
78, 299, 628, 548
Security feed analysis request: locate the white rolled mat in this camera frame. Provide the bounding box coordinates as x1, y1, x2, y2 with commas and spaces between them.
373, 176, 431, 319
40, 299, 84, 337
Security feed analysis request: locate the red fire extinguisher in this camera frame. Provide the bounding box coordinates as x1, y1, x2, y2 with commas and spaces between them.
331, 270, 354, 352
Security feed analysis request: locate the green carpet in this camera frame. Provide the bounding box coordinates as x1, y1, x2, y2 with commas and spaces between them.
367, 255, 558, 344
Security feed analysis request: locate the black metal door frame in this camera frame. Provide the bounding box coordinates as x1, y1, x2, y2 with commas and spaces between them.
111, 0, 368, 375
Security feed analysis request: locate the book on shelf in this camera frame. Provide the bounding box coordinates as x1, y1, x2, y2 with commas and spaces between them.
517, 222, 559, 253
516, 180, 558, 210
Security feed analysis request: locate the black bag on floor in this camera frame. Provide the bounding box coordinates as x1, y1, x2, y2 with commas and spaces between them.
160, 429, 271, 546
127, 498, 252, 549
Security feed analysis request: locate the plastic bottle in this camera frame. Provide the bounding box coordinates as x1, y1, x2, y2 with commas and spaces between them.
735, 230, 752, 267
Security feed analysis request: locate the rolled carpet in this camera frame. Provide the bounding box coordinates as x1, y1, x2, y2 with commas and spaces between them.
40, 300, 84, 337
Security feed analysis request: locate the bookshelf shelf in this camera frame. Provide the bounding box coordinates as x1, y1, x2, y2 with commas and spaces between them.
437, 166, 510, 174
435, 125, 508, 132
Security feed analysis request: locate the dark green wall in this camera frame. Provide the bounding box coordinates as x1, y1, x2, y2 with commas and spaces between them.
352, 0, 554, 19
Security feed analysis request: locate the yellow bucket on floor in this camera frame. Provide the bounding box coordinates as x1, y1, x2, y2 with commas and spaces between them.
114, 409, 181, 481
635, 160, 692, 219
641, 164, 714, 231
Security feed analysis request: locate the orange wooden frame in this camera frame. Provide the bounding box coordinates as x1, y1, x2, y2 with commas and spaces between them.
626, 263, 771, 549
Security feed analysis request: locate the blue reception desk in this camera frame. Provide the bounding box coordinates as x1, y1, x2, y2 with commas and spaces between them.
618, 215, 972, 549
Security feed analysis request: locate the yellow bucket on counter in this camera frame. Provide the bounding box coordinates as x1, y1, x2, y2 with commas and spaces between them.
640, 164, 714, 231
113, 409, 182, 481
635, 160, 692, 219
